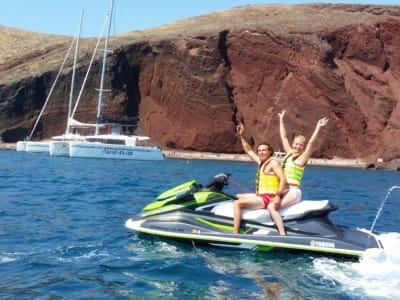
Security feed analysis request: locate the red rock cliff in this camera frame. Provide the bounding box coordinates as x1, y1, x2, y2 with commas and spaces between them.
1, 4, 400, 165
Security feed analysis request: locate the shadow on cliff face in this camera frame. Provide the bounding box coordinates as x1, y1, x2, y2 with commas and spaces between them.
2, 128, 30, 142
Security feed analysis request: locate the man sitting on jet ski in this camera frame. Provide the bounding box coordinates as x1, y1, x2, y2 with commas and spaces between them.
234, 122, 287, 235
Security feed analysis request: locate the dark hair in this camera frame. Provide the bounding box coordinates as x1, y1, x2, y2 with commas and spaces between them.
257, 142, 274, 156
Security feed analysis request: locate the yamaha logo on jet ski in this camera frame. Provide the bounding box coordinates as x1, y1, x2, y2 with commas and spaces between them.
310, 240, 335, 248
125, 173, 383, 258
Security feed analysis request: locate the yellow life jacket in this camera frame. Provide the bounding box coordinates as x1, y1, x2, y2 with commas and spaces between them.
255, 159, 279, 195
282, 153, 305, 186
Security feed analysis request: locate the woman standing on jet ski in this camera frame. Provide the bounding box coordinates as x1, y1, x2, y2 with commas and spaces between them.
278, 110, 329, 208
233, 123, 287, 236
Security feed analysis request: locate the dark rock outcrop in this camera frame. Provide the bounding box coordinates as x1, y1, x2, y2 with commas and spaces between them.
1, 4, 400, 166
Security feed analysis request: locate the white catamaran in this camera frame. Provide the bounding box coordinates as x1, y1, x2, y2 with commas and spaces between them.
69, 0, 164, 161
49, 9, 85, 156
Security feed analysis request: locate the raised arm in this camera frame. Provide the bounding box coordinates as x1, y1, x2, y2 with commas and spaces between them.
237, 123, 260, 163
278, 110, 292, 153
298, 117, 329, 164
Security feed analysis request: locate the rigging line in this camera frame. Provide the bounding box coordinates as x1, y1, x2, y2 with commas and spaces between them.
28, 35, 77, 141
229, 178, 253, 193
65, 8, 84, 134
69, 13, 108, 120
96, 0, 114, 135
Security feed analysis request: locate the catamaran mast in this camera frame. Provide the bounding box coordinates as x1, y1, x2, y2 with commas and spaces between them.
96, 0, 114, 135
66, 9, 84, 134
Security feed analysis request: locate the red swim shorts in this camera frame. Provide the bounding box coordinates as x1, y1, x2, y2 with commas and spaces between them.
259, 194, 275, 209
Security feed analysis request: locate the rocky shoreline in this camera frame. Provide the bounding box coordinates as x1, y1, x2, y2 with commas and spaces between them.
163, 150, 367, 169
0, 143, 17, 151
0, 143, 383, 169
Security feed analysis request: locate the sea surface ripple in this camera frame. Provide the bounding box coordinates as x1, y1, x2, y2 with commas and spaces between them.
0, 150, 399, 299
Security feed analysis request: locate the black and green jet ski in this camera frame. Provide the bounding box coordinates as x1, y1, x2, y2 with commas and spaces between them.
125, 173, 383, 258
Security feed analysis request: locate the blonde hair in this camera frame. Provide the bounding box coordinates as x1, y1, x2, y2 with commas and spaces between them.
294, 135, 306, 144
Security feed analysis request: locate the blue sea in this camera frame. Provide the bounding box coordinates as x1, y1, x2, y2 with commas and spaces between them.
1, 150, 399, 300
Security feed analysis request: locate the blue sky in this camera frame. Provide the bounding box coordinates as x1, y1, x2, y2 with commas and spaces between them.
0, 0, 398, 37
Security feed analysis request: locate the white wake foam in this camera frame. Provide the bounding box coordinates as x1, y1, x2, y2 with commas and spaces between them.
313, 232, 400, 299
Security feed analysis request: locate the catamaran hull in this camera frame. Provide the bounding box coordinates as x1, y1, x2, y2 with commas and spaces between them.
125, 211, 383, 258
16, 141, 27, 152
49, 134, 87, 156
49, 140, 70, 156
69, 142, 164, 160
25, 141, 49, 153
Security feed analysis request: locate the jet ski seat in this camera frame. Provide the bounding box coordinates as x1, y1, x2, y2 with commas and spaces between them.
211, 200, 337, 225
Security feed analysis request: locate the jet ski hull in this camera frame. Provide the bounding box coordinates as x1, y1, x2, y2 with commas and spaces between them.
125, 210, 382, 257
125, 173, 383, 258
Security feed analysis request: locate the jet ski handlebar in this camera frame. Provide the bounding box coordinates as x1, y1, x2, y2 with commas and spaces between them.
205, 173, 231, 192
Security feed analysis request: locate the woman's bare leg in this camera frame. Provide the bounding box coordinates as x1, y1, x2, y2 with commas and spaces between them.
280, 188, 302, 209
268, 204, 286, 235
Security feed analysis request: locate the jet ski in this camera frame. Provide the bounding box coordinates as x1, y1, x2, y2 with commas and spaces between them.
125, 173, 383, 258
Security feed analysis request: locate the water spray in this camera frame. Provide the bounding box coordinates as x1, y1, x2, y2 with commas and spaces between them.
369, 185, 400, 234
